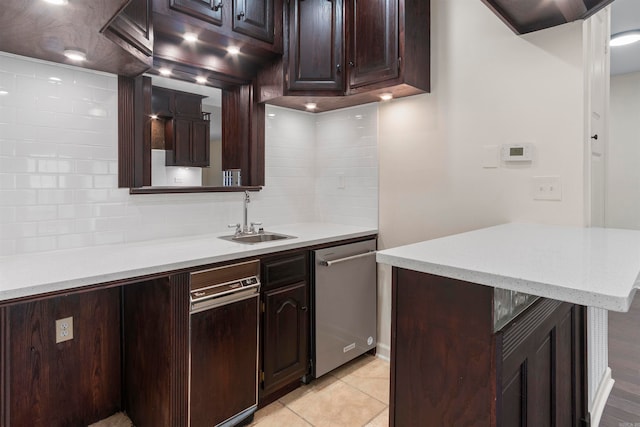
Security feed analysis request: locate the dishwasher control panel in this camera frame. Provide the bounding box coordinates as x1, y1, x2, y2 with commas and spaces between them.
190, 260, 261, 313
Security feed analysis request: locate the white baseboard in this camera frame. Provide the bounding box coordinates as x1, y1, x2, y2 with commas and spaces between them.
590, 367, 615, 427
376, 343, 390, 361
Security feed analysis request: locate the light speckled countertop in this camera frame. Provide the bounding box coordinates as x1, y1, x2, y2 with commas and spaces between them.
0, 223, 377, 303
376, 223, 640, 312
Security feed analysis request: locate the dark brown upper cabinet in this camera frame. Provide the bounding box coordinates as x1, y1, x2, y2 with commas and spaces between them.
169, 0, 223, 26
481, 0, 614, 34
287, 0, 345, 93
152, 0, 283, 77
257, 0, 430, 113
153, 88, 211, 167
104, 0, 154, 64
233, 0, 275, 43
345, 0, 398, 91
0, 0, 152, 77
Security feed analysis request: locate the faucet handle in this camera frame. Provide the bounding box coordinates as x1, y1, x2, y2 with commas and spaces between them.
228, 223, 242, 236
250, 221, 262, 233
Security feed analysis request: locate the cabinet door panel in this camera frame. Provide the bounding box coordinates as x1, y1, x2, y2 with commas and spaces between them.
170, 0, 223, 26
500, 301, 585, 427
288, 0, 344, 92
262, 282, 308, 396
174, 92, 203, 118
347, 0, 398, 89
191, 119, 210, 167
233, 0, 274, 43
172, 118, 192, 166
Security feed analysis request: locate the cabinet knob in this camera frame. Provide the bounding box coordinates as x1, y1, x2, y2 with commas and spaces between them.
301, 306, 308, 312
212, 1, 223, 11
349, 61, 355, 67
591, 134, 598, 140
237, 11, 245, 20
336, 64, 341, 73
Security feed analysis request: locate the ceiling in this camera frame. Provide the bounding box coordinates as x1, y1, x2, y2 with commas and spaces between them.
610, 0, 640, 75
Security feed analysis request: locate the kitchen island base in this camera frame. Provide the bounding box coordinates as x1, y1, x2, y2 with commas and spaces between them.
390, 267, 588, 426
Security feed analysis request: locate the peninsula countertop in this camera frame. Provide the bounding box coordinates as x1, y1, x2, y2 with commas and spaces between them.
0, 223, 377, 303
376, 223, 640, 312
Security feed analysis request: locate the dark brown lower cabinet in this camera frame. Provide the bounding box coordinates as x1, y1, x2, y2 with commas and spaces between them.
390, 268, 587, 427
1, 288, 122, 427
262, 281, 309, 398
260, 252, 310, 403
499, 299, 587, 427
123, 275, 190, 427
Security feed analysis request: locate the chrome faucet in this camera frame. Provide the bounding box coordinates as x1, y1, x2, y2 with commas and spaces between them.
243, 190, 250, 233
229, 191, 261, 237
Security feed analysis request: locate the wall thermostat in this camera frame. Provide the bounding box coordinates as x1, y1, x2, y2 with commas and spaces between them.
501, 144, 533, 162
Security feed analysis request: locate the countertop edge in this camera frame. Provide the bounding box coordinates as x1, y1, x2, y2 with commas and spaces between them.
376, 251, 634, 312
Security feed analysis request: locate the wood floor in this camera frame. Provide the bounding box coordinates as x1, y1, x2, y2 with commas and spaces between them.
601, 294, 640, 427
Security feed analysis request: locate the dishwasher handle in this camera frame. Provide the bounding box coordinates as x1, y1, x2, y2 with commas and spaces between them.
318, 250, 376, 267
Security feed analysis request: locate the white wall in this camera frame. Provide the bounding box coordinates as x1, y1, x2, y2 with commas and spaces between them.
606, 72, 640, 229
0, 53, 378, 256
375, 0, 588, 359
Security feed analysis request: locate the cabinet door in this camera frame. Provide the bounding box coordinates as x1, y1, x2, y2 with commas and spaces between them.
171, 118, 192, 166
190, 296, 258, 427
262, 282, 309, 397
174, 92, 203, 118
500, 301, 586, 427
346, 0, 399, 89
152, 87, 173, 117
170, 0, 223, 26
191, 119, 210, 167
233, 0, 274, 43
288, 0, 344, 92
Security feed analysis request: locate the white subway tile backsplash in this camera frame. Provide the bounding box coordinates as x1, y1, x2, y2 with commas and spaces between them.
1, 54, 378, 255
0, 189, 37, 206
0, 174, 15, 189
16, 235, 57, 253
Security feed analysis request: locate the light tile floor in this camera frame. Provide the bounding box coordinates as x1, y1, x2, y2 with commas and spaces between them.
250, 355, 390, 427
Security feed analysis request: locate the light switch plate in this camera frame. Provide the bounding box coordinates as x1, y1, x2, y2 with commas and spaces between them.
532, 176, 562, 201
55, 316, 73, 343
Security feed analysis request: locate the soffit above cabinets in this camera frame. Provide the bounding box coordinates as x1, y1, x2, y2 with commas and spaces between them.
0, 0, 151, 76
481, 0, 615, 34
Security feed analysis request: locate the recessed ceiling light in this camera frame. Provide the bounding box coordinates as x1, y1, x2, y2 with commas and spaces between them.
379, 93, 393, 101
267, 113, 276, 117
195, 76, 207, 84
49, 77, 62, 82
610, 30, 640, 47
44, 0, 69, 5
305, 102, 317, 111
227, 46, 240, 55
183, 32, 198, 43
150, 114, 158, 120
0, 90, 8, 96
63, 49, 86, 61
159, 68, 172, 76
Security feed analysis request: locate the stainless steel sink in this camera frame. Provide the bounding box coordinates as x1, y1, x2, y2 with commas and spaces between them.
219, 232, 296, 244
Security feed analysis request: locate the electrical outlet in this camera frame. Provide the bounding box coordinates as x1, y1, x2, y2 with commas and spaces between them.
55, 316, 73, 343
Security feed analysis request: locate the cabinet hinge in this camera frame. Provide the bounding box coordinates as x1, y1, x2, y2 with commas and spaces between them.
261, 302, 265, 313
260, 370, 265, 382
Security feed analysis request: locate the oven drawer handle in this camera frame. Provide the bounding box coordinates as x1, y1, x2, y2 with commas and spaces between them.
319, 250, 376, 267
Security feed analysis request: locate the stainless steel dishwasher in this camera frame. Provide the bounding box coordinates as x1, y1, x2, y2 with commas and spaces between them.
189, 260, 260, 427
313, 239, 377, 377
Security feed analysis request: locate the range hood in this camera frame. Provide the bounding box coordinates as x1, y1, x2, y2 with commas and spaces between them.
481, 0, 615, 34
